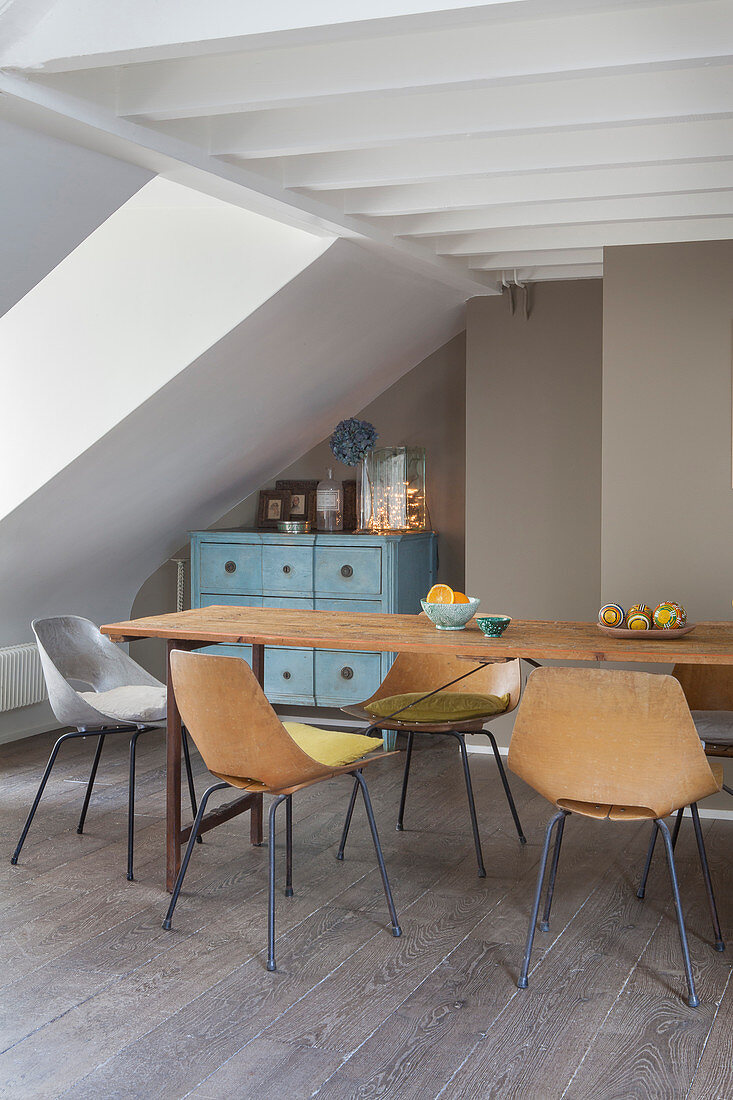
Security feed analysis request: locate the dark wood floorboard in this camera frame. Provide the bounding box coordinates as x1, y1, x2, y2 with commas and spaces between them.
0, 728, 731, 1099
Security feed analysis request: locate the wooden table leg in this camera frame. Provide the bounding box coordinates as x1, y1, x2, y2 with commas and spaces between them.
166, 639, 184, 892
250, 643, 265, 846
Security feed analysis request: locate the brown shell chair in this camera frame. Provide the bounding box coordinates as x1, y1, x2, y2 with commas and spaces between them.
339, 652, 525, 877
636, 662, 733, 901
162, 651, 401, 971
508, 666, 723, 1007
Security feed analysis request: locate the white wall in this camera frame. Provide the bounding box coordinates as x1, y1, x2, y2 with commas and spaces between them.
0, 176, 332, 519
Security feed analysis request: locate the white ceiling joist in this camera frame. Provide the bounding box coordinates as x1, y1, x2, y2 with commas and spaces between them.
111, 2, 733, 120
2, 0, 732, 283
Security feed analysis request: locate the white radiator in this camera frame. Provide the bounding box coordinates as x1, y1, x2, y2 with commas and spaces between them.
0, 644, 47, 712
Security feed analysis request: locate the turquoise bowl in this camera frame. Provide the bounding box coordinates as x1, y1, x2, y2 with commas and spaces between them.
420, 597, 480, 630
476, 614, 512, 637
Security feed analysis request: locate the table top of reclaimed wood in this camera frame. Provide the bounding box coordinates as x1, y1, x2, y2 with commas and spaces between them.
101, 606, 733, 665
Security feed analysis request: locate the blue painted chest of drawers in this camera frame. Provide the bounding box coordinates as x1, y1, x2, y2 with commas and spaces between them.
189, 530, 437, 707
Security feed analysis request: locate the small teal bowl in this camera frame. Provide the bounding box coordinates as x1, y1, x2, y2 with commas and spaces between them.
420, 597, 480, 630
476, 614, 512, 637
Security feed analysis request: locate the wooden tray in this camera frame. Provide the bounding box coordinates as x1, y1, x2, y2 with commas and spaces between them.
597, 622, 696, 639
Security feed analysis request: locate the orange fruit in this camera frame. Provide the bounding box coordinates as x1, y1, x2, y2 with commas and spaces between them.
426, 583, 454, 604
452, 591, 470, 603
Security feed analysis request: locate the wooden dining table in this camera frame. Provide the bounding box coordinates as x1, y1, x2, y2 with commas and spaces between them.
101, 606, 733, 890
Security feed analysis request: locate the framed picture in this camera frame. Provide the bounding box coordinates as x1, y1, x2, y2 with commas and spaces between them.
275, 479, 317, 524
258, 489, 292, 529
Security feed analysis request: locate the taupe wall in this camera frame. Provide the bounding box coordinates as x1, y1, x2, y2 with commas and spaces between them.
602, 240, 733, 618
465, 282, 603, 618
132, 333, 466, 678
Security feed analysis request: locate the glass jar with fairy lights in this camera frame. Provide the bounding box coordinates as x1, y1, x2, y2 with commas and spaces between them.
359, 446, 427, 533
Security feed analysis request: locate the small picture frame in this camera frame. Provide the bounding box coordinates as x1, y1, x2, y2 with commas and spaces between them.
258, 489, 292, 529
275, 479, 317, 525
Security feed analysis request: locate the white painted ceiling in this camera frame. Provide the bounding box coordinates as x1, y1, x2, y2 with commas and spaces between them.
2, 0, 731, 288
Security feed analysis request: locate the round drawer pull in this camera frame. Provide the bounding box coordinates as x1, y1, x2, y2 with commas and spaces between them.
340, 564, 354, 578
282, 564, 292, 575
340, 666, 354, 680
282, 670, 291, 680
224, 560, 237, 574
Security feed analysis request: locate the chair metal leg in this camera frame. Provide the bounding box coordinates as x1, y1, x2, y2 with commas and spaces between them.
723, 784, 733, 797
336, 776, 359, 860
354, 771, 401, 937
518, 810, 569, 988
127, 728, 147, 881
658, 817, 699, 1007
539, 810, 566, 931
396, 731, 414, 831
637, 822, 659, 899
285, 795, 294, 897
11, 730, 83, 864
485, 729, 526, 844
638, 806, 683, 899
268, 794, 287, 971
163, 781, 228, 932
690, 803, 725, 951
76, 734, 106, 834
452, 731, 486, 877
181, 726, 202, 845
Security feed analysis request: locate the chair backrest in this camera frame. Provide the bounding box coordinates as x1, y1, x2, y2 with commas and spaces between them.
170, 651, 333, 789
32, 615, 161, 728
360, 651, 522, 713
508, 666, 719, 820
672, 663, 733, 711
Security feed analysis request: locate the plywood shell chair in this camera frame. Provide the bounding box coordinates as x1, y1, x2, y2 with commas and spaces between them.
11, 616, 199, 881
508, 666, 723, 1007
636, 662, 733, 903
340, 652, 525, 877
163, 651, 401, 972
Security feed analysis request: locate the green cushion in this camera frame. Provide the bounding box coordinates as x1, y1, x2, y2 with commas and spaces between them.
283, 722, 383, 767
365, 691, 509, 724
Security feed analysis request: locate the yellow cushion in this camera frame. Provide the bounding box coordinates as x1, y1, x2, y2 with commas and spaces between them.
283, 722, 383, 768
365, 691, 509, 724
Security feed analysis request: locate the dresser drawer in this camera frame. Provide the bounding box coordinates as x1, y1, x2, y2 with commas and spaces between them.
199, 542, 261, 593
198, 644, 253, 666
315, 598, 383, 614
314, 650, 382, 706
263, 596, 313, 610
314, 547, 382, 598
262, 545, 313, 596
265, 647, 314, 702
199, 593, 262, 609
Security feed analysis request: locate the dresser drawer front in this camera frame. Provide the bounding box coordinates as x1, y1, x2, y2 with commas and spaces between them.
265, 647, 314, 702
314, 650, 382, 706
262, 546, 314, 596
199, 593, 263, 609
315, 598, 383, 614
263, 596, 313, 610
314, 547, 382, 598
198, 643, 253, 666
199, 542, 261, 593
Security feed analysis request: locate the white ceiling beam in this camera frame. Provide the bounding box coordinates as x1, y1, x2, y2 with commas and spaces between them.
390, 191, 733, 237
2, 0, 546, 72
205, 63, 733, 158
113, 2, 733, 120
472, 248, 603, 268
340, 162, 733, 215
275, 118, 733, 190
434, 216, 733, 254
0, 71, 496, 298
480, 263, 604, 280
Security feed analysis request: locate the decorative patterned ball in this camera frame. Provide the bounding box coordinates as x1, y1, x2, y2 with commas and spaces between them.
599, 603, 625, 627
628, 603, 653, 621
626, 611, 652, 630
653, 602, 684, 629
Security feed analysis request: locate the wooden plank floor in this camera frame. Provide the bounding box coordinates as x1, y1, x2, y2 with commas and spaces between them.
1, 728, 731, 1099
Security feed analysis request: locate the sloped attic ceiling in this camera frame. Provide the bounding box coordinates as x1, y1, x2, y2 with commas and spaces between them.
0, 237, 464, 646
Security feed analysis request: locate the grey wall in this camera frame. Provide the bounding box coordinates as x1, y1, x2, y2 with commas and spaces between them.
602, 240, 733, 617
132, 332, 467, 679
465, 282, 603, 618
